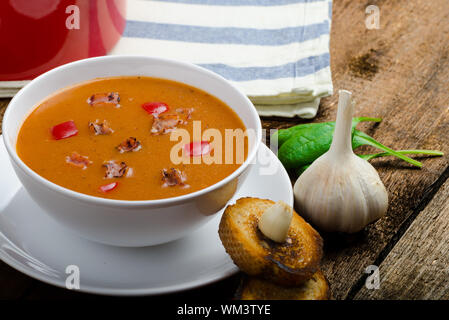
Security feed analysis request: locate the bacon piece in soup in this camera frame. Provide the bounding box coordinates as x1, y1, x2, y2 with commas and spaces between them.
161, 168, 188, 187
151, 114, 183, 135
87, 92, 120, 107
176, 108, 194, 121
66, 152, 92, 169
88, 120, 114, 135
117, 137, 142, 153
103, 160, 132, 178
150, 108, 194, 135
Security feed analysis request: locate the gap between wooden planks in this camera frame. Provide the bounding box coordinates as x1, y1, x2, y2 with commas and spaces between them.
354, 172, 449, 299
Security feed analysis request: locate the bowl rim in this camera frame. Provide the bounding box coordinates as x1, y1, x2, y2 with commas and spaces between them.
2, 55, 262, 208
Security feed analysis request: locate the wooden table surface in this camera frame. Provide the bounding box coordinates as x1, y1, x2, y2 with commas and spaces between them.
1, 0, 448, 300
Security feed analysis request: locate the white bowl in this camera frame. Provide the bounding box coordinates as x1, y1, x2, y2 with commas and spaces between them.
2, 56, 262, 247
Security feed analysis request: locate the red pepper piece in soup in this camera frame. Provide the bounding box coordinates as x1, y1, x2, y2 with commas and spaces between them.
51, 120, 78, 140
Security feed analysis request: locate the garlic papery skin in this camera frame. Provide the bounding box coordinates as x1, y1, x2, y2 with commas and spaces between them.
258, 200, 293, 243
293, 90, 388, 233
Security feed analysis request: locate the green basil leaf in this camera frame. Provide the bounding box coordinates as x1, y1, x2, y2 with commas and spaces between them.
272, 117, 381, 149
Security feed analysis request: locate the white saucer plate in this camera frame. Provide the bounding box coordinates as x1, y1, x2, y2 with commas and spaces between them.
0, 140, 293, 296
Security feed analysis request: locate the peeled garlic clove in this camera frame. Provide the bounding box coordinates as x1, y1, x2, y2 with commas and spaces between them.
258, 201, 293, 243
293, 90, 388, 233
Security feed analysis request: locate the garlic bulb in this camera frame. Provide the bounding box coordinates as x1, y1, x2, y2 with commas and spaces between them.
258, 201, 293, 243
293, 90, 388, 233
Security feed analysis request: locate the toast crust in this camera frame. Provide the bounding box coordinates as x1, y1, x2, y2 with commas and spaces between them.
219, 197, 323, 286
237, 270, 330, 300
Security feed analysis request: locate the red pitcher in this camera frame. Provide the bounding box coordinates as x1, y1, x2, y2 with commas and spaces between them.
0, 0, 126, 81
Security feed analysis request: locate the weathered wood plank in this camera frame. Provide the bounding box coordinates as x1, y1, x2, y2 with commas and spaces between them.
354, 177, 449, 300
264, 0, 449, 299
317, 0, 449, 299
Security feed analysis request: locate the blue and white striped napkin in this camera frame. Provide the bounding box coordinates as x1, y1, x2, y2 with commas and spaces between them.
110, 0, 333, 118
0, 0, 333, 118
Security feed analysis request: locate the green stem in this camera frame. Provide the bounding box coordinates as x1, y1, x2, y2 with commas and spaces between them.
359, 149, 444, 161
354, 131, 423, 167
353, 117, 382, 124
297, 149, 443, 176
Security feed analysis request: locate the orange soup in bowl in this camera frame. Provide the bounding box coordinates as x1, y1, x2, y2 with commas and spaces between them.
16, 76, 248, 200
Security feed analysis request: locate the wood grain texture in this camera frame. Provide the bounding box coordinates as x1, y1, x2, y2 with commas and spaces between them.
354, 178, 449, 300
265, 0, 449, 299
318, 0, 449, 299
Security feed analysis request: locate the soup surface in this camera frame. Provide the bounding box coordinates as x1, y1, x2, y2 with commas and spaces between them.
17, 76, 247, 200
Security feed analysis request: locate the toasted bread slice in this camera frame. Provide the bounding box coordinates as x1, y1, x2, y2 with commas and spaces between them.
219, 197, 323, 286
236, 270, 330, 300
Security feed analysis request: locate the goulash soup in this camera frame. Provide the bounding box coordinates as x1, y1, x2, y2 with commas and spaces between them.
17, 76, 248, 200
